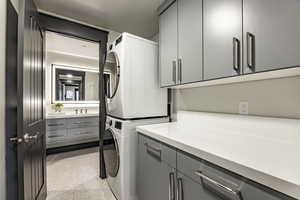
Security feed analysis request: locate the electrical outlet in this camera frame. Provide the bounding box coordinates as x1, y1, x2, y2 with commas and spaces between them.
239, 101, 249, 115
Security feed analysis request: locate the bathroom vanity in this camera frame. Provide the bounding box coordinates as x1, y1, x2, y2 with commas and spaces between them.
46, 114, 101, 149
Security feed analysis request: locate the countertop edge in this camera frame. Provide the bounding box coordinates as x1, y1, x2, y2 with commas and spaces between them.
136, 127, 300, 199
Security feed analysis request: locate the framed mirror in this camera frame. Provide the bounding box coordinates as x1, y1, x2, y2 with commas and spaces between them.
52, 64, 101, 104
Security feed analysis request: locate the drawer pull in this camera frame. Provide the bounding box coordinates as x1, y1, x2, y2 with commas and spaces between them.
48, 135, 62, 138
195, 171, 242, 200
73, 122, 90, 125
144, 142, 162, 161
48, 123, 64, 127
77, 131, 92, 135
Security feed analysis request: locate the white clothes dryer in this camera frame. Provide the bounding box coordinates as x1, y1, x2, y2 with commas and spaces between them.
104, 33, 168, 119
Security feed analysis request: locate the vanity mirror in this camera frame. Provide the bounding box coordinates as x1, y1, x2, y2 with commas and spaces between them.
52, 64, 100, 104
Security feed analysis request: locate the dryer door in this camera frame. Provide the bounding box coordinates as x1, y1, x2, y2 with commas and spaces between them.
104, 52, 120, 99
103, 128, 120, 177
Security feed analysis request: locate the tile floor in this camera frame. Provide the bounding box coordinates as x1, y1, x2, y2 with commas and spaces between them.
46, 147, 116, 200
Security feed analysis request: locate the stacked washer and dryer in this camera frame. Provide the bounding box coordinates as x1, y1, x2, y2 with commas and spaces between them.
103, 33, 168, 200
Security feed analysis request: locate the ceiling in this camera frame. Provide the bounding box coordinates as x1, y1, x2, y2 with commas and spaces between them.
35, 0, 164, 38
46, 31, 99, 60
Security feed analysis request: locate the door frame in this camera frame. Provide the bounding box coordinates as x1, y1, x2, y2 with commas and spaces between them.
5, 0, 19, 199
5, 10, 108, 200
38, 12, 109, 179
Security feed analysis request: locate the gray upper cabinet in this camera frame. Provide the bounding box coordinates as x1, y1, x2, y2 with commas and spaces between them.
178, 0, 203, 84
159, 2, 178, 87
159, 0, 300, 87
243, 0, 300, 74
203, 0, 243, 80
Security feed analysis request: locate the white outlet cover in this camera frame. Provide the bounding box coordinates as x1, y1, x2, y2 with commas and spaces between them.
239, 101, 249, 115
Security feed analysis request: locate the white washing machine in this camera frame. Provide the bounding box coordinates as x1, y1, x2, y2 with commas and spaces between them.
104, 32, 168, 119
103, 116, 169, 200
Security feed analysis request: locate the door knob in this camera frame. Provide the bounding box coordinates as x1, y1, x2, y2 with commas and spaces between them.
23, 133, 39, 143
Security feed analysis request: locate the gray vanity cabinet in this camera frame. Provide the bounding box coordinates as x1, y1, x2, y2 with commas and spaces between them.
137, 135, 176, 200
178, 0, 203, 84
46, 117, 99, 148
159, 2, 178, 87
203, 0, 243, 80
243, 0, 300, 74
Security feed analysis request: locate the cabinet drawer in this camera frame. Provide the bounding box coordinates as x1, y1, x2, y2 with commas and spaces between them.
46, 119, 66, 131
47, 129, 67, 142
178, 151, 244, 200
67, 117, 99, 129
68, 127, 99, 139
139, 134, 176, 168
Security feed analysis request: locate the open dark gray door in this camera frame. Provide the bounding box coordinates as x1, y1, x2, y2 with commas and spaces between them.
15, 0, 47, 199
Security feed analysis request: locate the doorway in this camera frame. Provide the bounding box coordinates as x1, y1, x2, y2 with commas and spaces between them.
43, 31, 114, 200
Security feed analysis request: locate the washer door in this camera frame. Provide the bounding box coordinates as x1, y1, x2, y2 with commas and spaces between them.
104, 51, 120, 99
103, 129, 120, 177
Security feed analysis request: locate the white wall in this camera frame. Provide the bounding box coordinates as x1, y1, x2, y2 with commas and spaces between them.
174, 76, 300, 119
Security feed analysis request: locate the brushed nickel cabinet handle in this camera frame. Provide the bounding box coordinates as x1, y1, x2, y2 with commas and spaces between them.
233, 38, 241, 74
178, 59, 182, 83
172, 60, 177, 83
177, 178, 183, 200
195, 171, 242, 200
247, 32, 256, 71
144, 142, 162, 160
169, 172, 175, 200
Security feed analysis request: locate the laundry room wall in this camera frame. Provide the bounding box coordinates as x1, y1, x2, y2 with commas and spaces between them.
173, 76, 300, 119
0, 1, 7, 199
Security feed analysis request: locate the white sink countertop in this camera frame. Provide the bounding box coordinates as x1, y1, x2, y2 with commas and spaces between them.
136, 111, 300, 199
46, 113, 99, 119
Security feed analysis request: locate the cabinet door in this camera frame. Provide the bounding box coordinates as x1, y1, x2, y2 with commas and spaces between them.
244, 0, 300, 73
203, 0, 243, 80
177, 172, 218, 200
137, 135, 176, 200
159, 2, 178, 87
178, 0, 203, 84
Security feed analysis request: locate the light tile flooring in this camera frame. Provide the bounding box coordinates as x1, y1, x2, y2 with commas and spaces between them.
47, 147, 116, 200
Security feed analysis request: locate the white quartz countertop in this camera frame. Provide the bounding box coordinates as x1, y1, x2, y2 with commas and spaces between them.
136, 111, 300, 199
46, 113, 99, 119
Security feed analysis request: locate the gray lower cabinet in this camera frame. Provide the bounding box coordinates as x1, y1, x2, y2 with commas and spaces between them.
159, 1, 178, 87
203, 0, 243, 80
137, 135, 176, 200
243, 0, 300, 74
46, 117, 100, 148
137, 133, 296, 200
